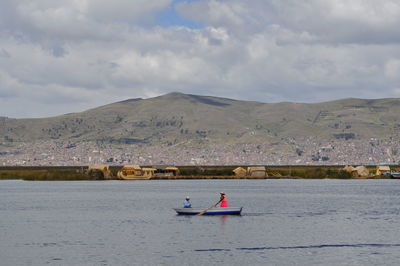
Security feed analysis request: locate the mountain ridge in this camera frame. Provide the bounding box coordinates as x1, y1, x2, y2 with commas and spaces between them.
1, 93, 400, 146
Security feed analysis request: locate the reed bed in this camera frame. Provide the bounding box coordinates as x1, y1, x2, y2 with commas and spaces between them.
1, 165, 397, 180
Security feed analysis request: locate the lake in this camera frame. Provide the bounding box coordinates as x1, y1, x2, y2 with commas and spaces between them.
1, 179, 400, 265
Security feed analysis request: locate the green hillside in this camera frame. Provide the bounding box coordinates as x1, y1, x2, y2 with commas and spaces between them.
1, 93, 400, 146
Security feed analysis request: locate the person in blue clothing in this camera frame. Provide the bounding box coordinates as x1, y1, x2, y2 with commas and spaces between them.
183, 196, 192, 208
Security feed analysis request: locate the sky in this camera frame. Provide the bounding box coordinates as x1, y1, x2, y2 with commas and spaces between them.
1, 0, 400, 118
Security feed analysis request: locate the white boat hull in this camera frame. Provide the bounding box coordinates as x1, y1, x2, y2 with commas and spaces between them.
173, 207, 242, 215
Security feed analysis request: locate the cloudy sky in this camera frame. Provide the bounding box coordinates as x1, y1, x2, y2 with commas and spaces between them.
1, 0, 400, 118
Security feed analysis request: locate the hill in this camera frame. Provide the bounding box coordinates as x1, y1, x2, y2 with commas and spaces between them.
1, 93, 400, 147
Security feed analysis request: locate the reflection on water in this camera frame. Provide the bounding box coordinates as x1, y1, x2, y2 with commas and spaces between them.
220, 215, 229, 224
1, 179, 400, 265
219, 215, 228, 233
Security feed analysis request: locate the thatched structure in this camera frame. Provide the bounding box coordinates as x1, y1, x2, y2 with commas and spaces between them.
247, 166, 267, 177
233, 167, 247, 177
343, 165, 355, 173
376, 165, 391, 176
343, 165, 369, 177
117, 165, 143, 179
142, 168, 157, 178
152, 166, 180, 177
88, 165, 111, 179
354, 166, 370, 177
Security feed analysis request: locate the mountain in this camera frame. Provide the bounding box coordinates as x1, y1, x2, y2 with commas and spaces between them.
1, 93, 400, 146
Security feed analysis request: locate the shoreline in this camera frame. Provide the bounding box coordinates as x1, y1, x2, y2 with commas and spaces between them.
0, 175, 394, 181
0, 165, 397, 181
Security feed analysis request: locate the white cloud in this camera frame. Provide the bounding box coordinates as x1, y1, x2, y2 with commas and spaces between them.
327, 0, 400, 25
85, 0, 171, 22
0, 0, 400, 117
178, 0, 400, 44
385, 59, 400, 80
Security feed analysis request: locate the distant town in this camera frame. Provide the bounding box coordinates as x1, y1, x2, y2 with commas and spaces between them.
1, 136, 399, 166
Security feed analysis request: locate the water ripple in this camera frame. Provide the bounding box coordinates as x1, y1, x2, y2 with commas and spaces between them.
195, 248, 231, 252
195, 243, 400, 252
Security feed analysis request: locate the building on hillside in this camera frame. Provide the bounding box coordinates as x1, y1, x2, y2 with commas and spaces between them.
376, 165, 391, 176
233, 167, 247, 177
247, 166, 267, 177
88, 165, 111, 179
117, 165, 143, 179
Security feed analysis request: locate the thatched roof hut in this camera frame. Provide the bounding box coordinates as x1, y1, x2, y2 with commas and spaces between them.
343, 165, 355, 173
233, 167, 247, 176
88, 165, 111, 178
153, 166, 180, 177
122, 164, 142, 170
376, 165, 391, 176
165, 167, 180, 176
354, 166, 370, 177
142, 168, 156, 178
343, 165, 369, 177
247, 166, 267, 177
151, 166, 180, 177
118, 165, 143, 179
165, 167, 179, 171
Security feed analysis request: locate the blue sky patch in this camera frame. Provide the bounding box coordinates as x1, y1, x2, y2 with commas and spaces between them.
156, 0, 203, 29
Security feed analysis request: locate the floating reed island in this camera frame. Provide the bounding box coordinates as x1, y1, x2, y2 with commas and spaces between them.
0, 165, 399, 181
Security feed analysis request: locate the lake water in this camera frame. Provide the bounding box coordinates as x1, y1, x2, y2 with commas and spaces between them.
1, 179, 400, 265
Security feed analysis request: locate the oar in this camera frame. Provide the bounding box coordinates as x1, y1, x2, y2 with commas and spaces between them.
196, 199, 222, 216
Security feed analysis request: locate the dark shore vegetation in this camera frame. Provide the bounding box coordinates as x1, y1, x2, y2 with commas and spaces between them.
0, 166, 96, 181
0, 165, 398, 181
178, 166, 355, 179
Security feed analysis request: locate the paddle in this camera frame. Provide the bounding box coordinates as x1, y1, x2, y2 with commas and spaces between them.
195, 199, 222, 216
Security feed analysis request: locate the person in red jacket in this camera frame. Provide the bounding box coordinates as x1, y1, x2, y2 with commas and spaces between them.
219, 192, 229, 208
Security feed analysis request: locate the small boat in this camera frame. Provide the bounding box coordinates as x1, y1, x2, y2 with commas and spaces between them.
391, 171, 400, 179
173, 207, 243, 215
